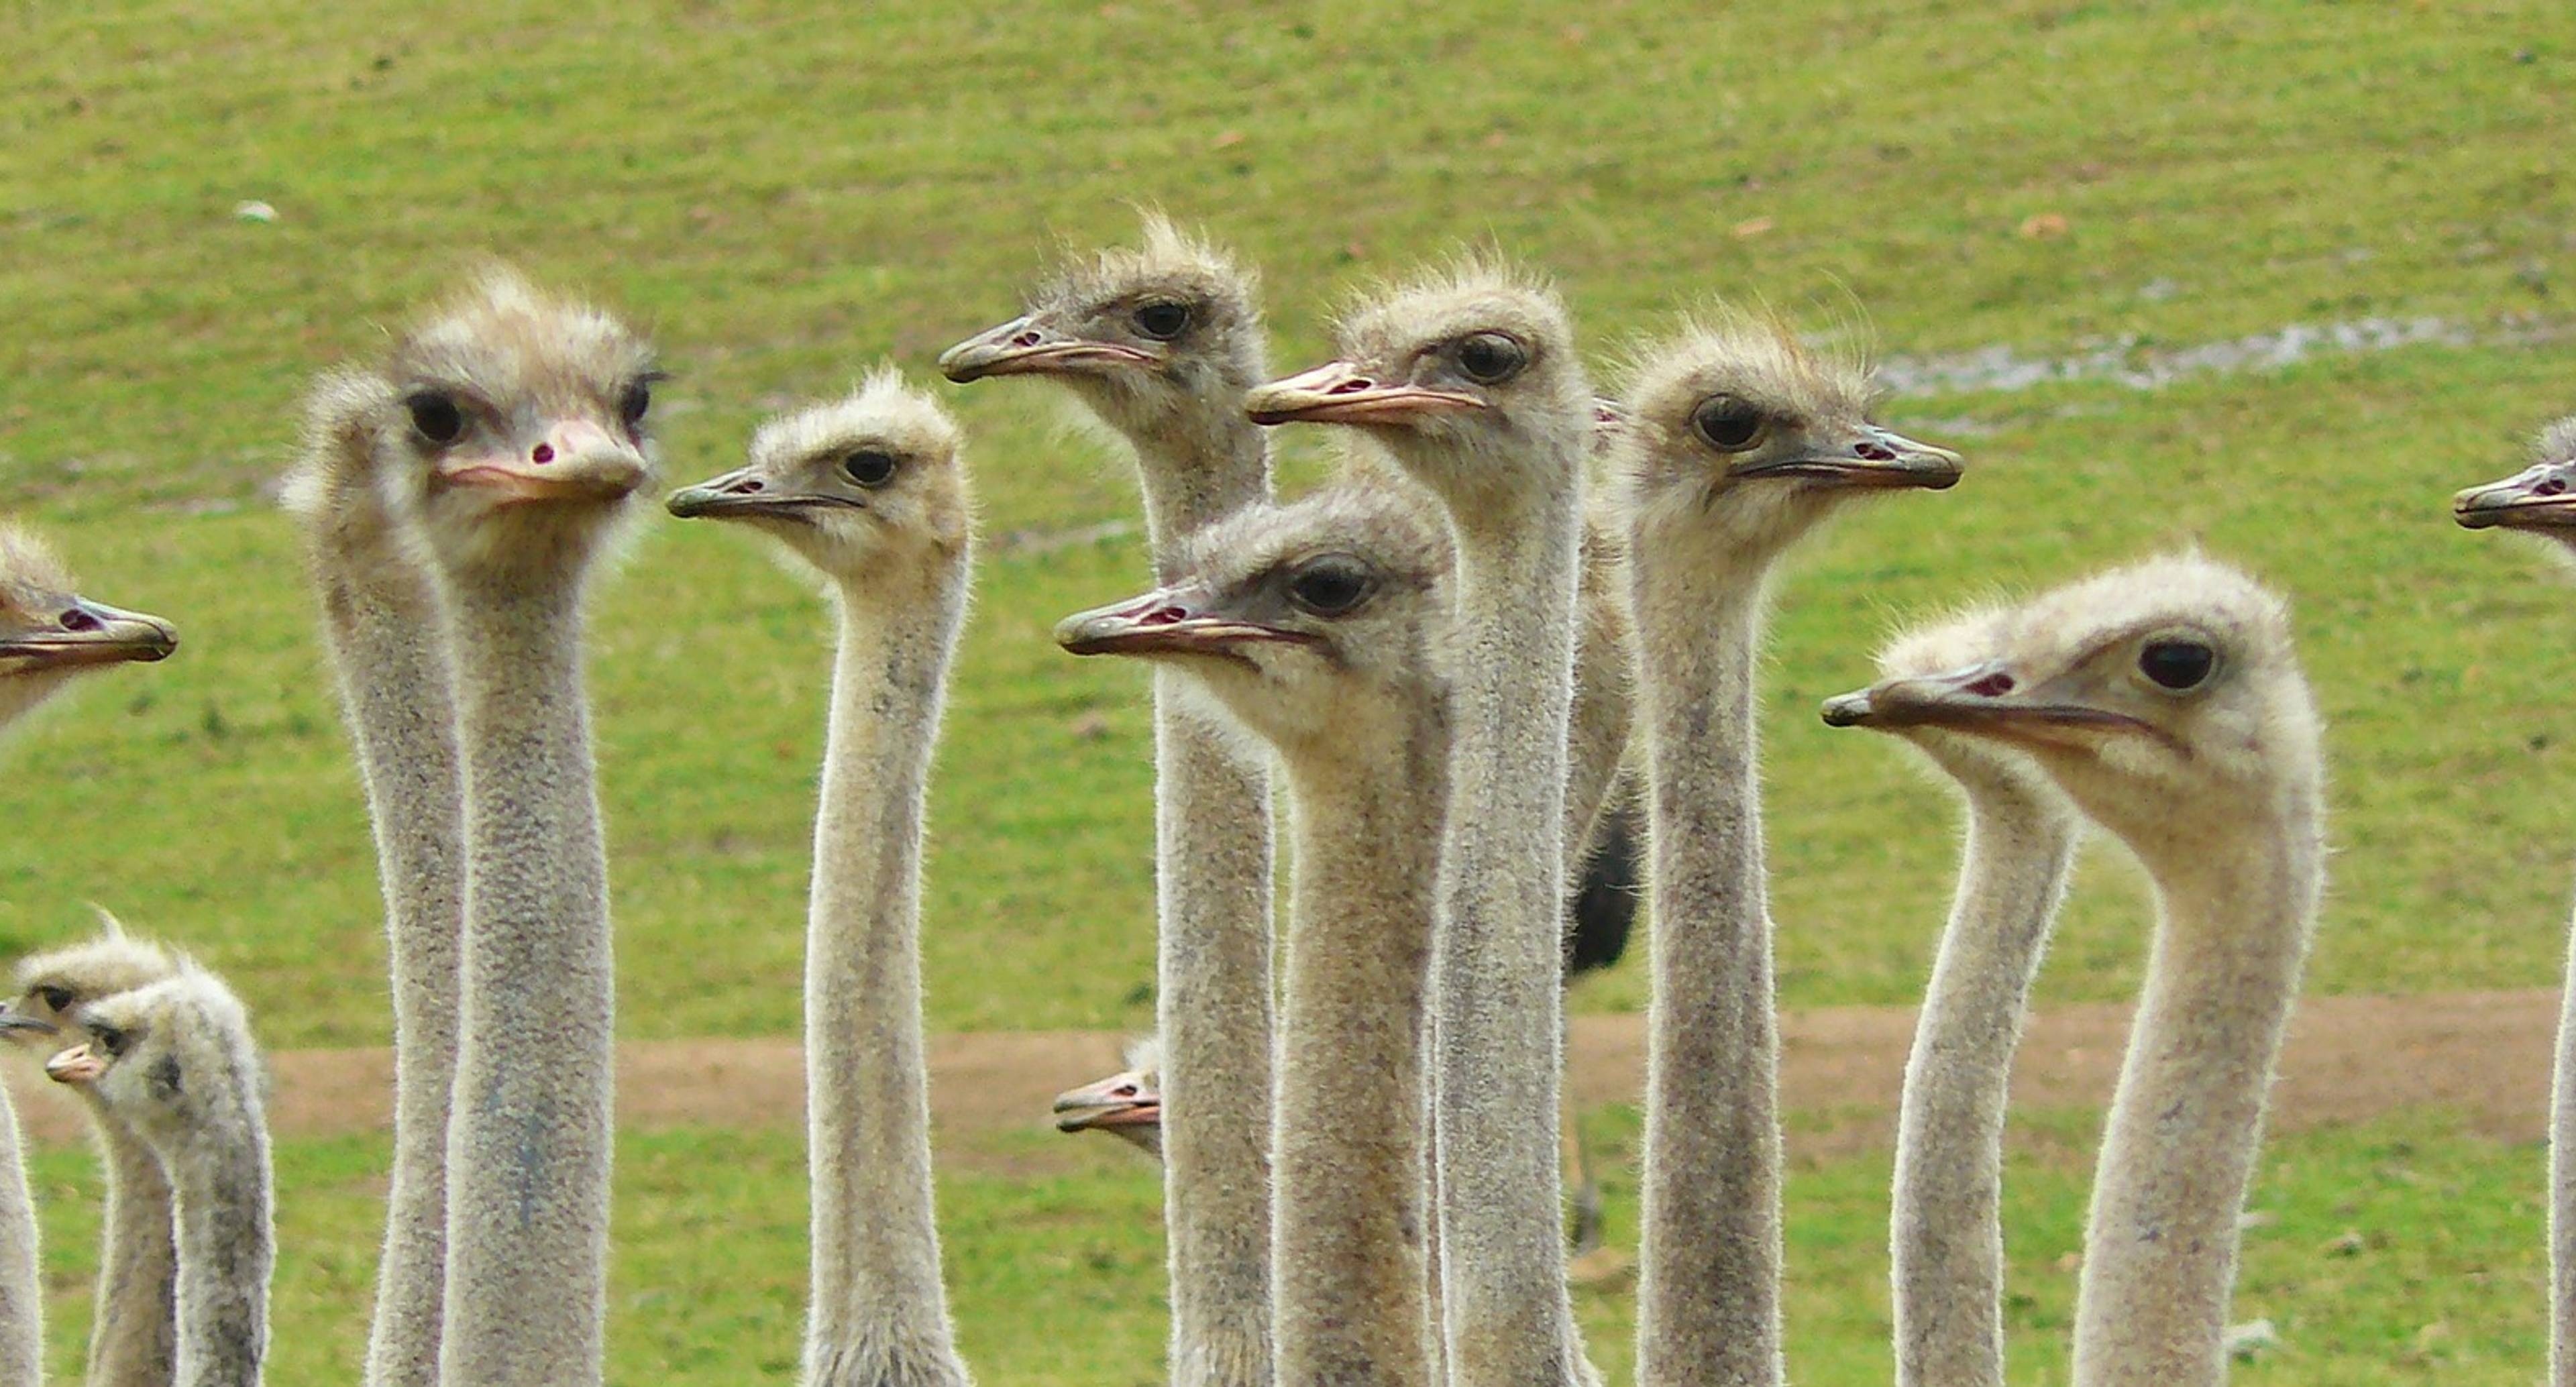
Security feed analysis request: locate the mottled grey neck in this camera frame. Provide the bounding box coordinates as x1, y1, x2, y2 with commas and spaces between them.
2557, 929, 2576, 1387
1892, 773, 2078, 1387
0, 1095, 38, 1387
1125, 400, 1278, 1386
166, 1085, 274, 1387
1427, 489, 1589, 1385
309, 551, 464, 1387
1629, 567, 1782, 1387
89, 1109, 181, 1387
802, 560, 974, 1387
1271, 726, 1446, 1387
2070, 813, 2320, 1387
437, 579, 615, 1387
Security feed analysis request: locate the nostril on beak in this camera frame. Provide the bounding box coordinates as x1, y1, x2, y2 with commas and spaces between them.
1329, 378, 1373, 395
1012, 331, 1042, 348
59, 609, 99, 633
531, 443, 556, 465
1966, 673, 2016, 697
727, 478, 764, 494
2543, 478, 2567, 496
1854, 440, 1896, 462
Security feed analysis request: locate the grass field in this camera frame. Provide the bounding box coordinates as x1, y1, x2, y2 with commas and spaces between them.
8, 0, 2576, 1381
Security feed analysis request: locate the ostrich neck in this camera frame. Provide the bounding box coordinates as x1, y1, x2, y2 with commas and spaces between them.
91, 1107, 182, 1387
2555, 911, 2576, 1387
1130, 417, 1278, 1386
167, 1097, 274, 1387
803, 563, 973, 1386
1892, 777, 2079, 1387
1271, 732, 1445, 1387
1430, 494, 1587, 1383
0, 1095, 36, 1387
2071, 815, 2320, 1387
437, 578, 615, 1387
1630, 563, 1782, 1387
312, 558, 464, 1387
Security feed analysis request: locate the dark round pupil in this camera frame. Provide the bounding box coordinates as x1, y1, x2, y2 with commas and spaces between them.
1458, 333, 1524, 383
2139, 641, 2215, 690
406, 392, 464, 445
1693, 396, 1762, 449
1292, 567, 1367, 612
619, 381, 652, 427
845, 451, 898, 486
1134, 301, 1190, 340
97, 1028, 125, 1057
37, 989, 68, 1011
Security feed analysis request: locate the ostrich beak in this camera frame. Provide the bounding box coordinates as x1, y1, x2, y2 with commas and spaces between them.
1731, 427, 1963, 490
665, 467, 850, 521
1819, 686, 1878, 728
44, 1044, 103, 1085
1861, 663, 2177, 752
938, 317, 1160, 383
1052, 1070, 1162, 1135
437, 419, 649, 505
1244, 361, 1485, 427
0, 1011, 55, 1037
2453, 464, 2576, 531
0, 600, 178, 669
1056, 590, 1313, 660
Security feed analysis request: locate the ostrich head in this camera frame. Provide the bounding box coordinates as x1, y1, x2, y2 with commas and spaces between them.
47, 966, 266, 1158
2453, 416, 2576, 552
666, 370, 972, 583
0, 913, 179, 1050
345, 270, 659, 583
0, 525, 177, 727
939, 217, 1269, 439
1614, 307, 1961, 570
1822, 606, 2080, 816
1245, 262, 1590, 512
1051, 1034, 1163, 1159
1839, 556, 2319, 865
1053, 485, 1450, 759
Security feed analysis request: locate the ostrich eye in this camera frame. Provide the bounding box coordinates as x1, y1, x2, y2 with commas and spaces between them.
34, 988, 70, 1013
1690, 394, 1764, 451
1287, 561, 1373, 616
618, 380, 653, 429
2138, 639, 2216, 691
843, 450, 898, 488
1133, 299, 1191, 341
1456, 333, 1527, 384
94, 1026, 128, 1059
405, 392, 466, 445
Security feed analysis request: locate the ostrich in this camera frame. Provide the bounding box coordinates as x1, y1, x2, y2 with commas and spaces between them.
1821, 610, 2081, 1387
941, 216, 1277, 1386
1053, 1036, 1163, 1159
1609, 308, 1962, 1386
358, 270, 656, 1387
1059, 483, 1452, 1387
1244, 262, 1595, 1384
48, 966, 274, 1387
2455, 423, 2576, 1386
1852, 555, 2323, 1387
0, 922, 184, 1387
284, 340, 470, 1387
666, 373, 976, 1387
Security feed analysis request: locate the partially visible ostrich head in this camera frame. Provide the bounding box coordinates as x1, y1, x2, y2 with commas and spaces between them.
0, 913, 179, 1050
1245, 262, 1590, 513
1054, 484, 1450, 759
939, 217, 1269, 437
1614, 307, 1962, 569
666, 370, 973, 583
2453, 416, 2576, 551
1841, 555, 2318, 864
1052, 1034, 1164, 1159
1822, 606, 2078, 811
47, 966, 266, 1159
336, 270, 659, 583
0, 525, 177, 728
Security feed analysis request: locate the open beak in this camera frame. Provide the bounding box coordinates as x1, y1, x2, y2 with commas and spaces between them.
437, 419, 649, 505
1052, 1071, 1162, 1135
1056, 590, 1312, 660
938, 317, 1161, 383
44, 1043, 103, 1085
666, 467, 855, 521
1730, 427, 1964, 491
2453, 465, 2576, 531
1244, 361, 1485, 427
1858, 663, 2176, 752
0, 600, 178, 669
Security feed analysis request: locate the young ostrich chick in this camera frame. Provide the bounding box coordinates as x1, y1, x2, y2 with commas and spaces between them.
667, 373, 976, 1387
0, 523, 178, 729
50, 966, 274, 1387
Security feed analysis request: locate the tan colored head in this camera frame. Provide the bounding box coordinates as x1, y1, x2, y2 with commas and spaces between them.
2453, 416, 2576, 551
667, 369, 973, 584
1613, 306, 1960, 568
940, 216, 1269, 436
1823, 606, 2072, 810
1051, 1034, 1163, 1160
0, 913, 180, 1051
47, 966, 264, 1158
0, 524, 178, 728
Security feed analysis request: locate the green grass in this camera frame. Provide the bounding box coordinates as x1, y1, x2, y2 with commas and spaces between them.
13, 1107, 2544, 1384
9, 0, 2576, 1042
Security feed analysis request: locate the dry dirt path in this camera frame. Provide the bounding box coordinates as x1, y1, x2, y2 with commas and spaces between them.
4, 991, 2550, 1159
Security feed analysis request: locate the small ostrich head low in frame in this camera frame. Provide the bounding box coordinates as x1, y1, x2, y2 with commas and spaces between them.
938, 217, 1269, 435
0, 525, 177, 728
46, 967, 267, 1160
1054, 485, 1450, 759
1840, 555, 2318, 856
0, 914, 180, 1051
2453, 416, 2576, 553
665, 371, 971, 579
1244, 263, 1590, 506
1616, 307, 1962, 566
1052, 1035, 1163, 1160
327, 270, 660, 581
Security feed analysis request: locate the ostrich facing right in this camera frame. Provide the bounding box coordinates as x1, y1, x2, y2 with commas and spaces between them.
359, 270, 657, 1387
667, 373, 976, 1387
1821, 610, 2081, 1387
1059, 484, 1452, 1387
0, 523, 178, 730
1611, 309, 1962, 1387
1851, 555, 2323, 1387
48, 966, 274, 1387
